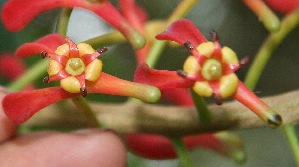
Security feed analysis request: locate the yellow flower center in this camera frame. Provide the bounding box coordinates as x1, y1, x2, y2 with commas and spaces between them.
65, 58, 85, 76
201, 59, 222, 81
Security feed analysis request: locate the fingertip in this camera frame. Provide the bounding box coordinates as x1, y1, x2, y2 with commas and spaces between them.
72, 130, 127, 167
0, 130, 127, 167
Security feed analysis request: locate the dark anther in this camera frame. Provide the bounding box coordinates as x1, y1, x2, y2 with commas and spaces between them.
177, 70, 188, 78
40, 51, 47, 59
214, 94, 223, 105
239, 56, 250, 67
209, 31, 219, 41
183, 41, 194, 50
97, 47, 108, 54
43, 76, 49, 83
267, 114, 282, 128
80, 87, 87, 97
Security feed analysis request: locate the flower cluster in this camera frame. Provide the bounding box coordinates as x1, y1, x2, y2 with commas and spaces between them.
0, 0, 286, 163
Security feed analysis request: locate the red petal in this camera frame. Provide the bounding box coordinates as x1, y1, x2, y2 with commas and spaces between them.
15, 33, 65, 58
162, 89, 194, 106
2, 87, 78, 124
134, 63, 194, 90
1, 0, 78, 32
233, 81, 282, 127
65, 37, 79, 58
265, 0, 299, 14
2, 0, 144, 49
0, 53, 27, 80
156, 19, 207, 47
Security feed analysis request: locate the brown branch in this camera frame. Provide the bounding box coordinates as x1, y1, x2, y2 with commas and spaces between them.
24, 89, 299, 136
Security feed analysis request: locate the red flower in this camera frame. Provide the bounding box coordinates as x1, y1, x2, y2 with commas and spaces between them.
2, 33, 160, 124
1, 0, 145, 49
135, 19, 282, 127
265, 0, 299, 14
126, 133, 245, 161
0, 53, 28, 81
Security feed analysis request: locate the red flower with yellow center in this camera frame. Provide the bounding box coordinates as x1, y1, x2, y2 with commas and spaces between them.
41, 37, 106, 96
135, 19, 282, 127
2, 33, 160, 124
177, 34, 244, 103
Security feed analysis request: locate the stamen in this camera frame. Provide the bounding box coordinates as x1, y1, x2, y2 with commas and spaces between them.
40, 51, 47, 59
177, 70, 188, 78
214, 94, 223, 105
80, 87, 87, 97
97, 47, 108, 54
43, 76, 49, 83
183, 41, 194, 50
209, 31, 219, 41
239, 56, 250, 67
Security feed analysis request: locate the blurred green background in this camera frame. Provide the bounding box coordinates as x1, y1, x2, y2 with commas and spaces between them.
1, 0, 299, 166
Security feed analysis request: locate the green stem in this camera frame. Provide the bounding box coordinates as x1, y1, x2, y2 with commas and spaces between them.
190, 89, 212, 124
56, 8, 72, 35
282, 124, 299, 166
146, 0, 200, 68
7, 59, 48, 91
244, 8, 299, 89
171, 137, 195, 167
242, 0, 280, 32
84, 31, 126, 49
146, 41, 168, 68
71, 96, 102, 128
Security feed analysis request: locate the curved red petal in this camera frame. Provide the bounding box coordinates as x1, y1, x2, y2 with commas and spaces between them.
2, 0, 145, 49
1, 0, 73, 31
134, 63, 194, 90
156, 19, 207, 47
15, 33, 65, 58
2, 87, 78, 124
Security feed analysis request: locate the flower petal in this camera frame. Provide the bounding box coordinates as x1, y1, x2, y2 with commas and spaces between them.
86, 72, 161, 103
2, 0, 65, 31
2, 87, 78, 124
134, 63, 194, 90
15, 33, 65, 58
156, 19, 207, 47
2, 0, 145, 49
233, 81, 282, 127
